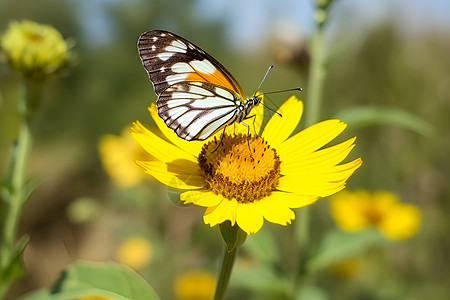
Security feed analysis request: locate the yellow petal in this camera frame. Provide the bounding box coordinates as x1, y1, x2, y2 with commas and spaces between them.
180, 190, 223, 207
98, 131, 146, 188
281, 137, 357, 174
379, 203, 421, 240
330, 190, 372, 231
257, 196, 295, 225
203, 198, 237, 227
262, 95, 303, 147
269, 191, 318, 209
277, 119, 347, 162
277, 158, 362, 197
225, 92, 264, 136
235, 202, 264, 234
136, 160, 205, 190
131, 121, 197, 164
148, 104, 203, 156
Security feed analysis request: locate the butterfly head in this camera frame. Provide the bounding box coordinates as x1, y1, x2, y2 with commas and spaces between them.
250, 93, 263, 105
244, 93, 262, 114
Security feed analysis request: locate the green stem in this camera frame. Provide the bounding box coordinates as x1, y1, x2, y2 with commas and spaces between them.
214, 247, 237, 300
305, 21, 326, 127
2, 120, 32, 248
289, 4, 328, 297
0, 81, 40, 298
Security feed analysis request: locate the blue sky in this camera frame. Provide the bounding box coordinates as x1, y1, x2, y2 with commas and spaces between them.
75, 0, 450, 48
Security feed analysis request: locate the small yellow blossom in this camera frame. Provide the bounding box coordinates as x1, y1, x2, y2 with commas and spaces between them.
132, 96, 362, 234
174, 270, 216, 300
98, 127, 150, 188
330, 190, 421, 240
115, 236, 153, 270
1, 20, 71, 79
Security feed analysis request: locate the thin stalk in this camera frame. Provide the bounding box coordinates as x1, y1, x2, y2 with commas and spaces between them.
289, 5, 328, 297
305, 23, 326, 127
0, 81, 41, 299
213, 247, 237, 300
2, 120, 32, 247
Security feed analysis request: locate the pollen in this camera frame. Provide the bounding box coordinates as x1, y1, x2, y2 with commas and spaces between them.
198, 134, 281, 203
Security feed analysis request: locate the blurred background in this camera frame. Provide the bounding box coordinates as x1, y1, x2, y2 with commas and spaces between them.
0, 0, 449, 299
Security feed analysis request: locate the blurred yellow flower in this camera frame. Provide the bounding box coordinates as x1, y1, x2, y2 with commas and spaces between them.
174, 270, 216, 300
1, 20, 71, 80
132, 96, 362, 234
330, 190, 421, 240
98, 127, 150, 188
115, 236, 153, 270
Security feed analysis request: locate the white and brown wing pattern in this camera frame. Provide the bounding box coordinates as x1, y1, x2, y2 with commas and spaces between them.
137, 30, 259, 141
158, 81, 242, 141
137, 30, 246, 97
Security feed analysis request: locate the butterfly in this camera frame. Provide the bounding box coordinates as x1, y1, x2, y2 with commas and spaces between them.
137, 30, 262, 141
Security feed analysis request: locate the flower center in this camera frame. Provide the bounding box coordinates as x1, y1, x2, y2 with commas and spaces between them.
198, 133, 281, 203
364, 206, 383, 225
26, 29, 45, 43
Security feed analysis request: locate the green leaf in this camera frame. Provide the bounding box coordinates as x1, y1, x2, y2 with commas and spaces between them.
306, 228, 385, 273
335, 105, 434, 137
219, 222, 247, 252
0, 235, 29, 283
0, 181, 12, 204
22, 178, 41, 205
295, 285, 329, 300
230, 264, 290, 296
21, 261, 160, 300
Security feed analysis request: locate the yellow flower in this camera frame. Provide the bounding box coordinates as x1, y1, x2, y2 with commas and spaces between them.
1, 20, 71, 79
174, 270, 216, 300
330, 190, 421, 240
98, 127, 150, 188
115, 236, 153, 270
132, 95, 362, 234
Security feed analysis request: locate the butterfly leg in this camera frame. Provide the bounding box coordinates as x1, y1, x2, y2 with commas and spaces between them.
239, 121, 255, 160
212, 126, 228, 153
242, 114, 259, 138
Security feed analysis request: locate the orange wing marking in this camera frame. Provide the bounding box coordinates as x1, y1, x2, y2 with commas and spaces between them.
184, 59, 236, 92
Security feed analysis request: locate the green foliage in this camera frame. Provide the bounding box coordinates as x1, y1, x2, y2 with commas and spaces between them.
295, 285, 329, 300
21, 261, 160, 300
243, 229, 279, 264
306, 228, 385, 273
336, 105, 434, 137
231, 264, 291, 298
0, 235, 29, 285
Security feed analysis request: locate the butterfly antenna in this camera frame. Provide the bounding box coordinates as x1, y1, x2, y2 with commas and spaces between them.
261, 88, 303, 117
262, 87, 303, 95
255, 65, 274, 93
262, 98, 283, 117
254, 66, 302, 118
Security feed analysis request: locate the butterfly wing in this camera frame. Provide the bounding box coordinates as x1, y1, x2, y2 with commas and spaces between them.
158, 82, 241, 140
138, 30, 246, 98
138, 30, 248, 141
